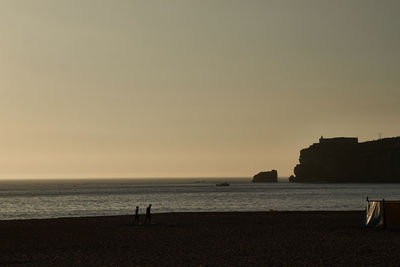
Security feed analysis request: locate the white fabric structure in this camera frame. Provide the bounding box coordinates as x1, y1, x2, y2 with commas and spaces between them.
364, 200, 384, 228
364, 199, 400, 229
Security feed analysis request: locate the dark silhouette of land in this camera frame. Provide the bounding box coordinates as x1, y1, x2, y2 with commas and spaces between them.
1, 212, 400, 266
252, 170, 278, 182
293, 136, 400, 182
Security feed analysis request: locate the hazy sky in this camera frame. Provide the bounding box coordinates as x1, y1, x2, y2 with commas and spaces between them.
1, 0, 399, 179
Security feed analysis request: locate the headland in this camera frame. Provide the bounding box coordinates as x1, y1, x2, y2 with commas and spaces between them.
292, 136, 400, 182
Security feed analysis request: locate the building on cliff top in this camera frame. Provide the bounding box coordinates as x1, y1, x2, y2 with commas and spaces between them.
319, 136, 358, 145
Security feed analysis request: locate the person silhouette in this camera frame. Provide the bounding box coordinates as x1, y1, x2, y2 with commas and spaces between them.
134, 206, 139, 225
145, 204, 152, 225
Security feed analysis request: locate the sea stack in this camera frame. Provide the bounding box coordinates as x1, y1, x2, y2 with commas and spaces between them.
252, 170, 278, 183
292, 136, 400, 182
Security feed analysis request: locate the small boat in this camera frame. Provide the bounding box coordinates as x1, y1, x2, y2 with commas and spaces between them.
216, 182, 230, 186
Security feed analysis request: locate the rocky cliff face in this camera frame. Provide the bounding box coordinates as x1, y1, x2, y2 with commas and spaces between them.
253, 170, 278, 183
292, 137, 400, 182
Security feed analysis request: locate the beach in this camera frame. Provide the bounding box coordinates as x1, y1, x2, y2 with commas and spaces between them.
1, 211, 399, 266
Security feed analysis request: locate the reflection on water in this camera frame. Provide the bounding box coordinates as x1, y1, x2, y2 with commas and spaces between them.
1, 178, 400, 220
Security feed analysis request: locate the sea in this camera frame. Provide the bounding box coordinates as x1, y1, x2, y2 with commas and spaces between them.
1, 178, 400, 220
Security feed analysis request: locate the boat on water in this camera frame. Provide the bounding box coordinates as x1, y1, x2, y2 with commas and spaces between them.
216, 182, 230, 186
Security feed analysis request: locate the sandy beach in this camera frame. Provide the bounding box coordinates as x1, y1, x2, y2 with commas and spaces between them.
1, 211, 399, 266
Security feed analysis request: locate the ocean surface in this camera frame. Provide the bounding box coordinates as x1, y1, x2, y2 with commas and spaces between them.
1, 178, 400, 220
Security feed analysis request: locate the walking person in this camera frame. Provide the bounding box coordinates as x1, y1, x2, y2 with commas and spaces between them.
134, 206, 139, 225
145, 204, 152, 225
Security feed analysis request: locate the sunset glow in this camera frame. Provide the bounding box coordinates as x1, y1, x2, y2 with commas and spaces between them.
1, 0, 399, 178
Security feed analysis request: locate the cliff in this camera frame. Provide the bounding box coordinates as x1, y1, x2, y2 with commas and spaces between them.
292, 136, 400, 182
253, 170, 278, 183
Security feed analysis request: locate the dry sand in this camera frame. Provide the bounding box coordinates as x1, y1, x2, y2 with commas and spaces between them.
1, 211, 399, 266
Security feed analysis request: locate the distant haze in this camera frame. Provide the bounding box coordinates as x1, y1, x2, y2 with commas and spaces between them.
1, 0, 399, 179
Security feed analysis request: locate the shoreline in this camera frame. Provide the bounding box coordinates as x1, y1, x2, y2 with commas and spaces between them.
1, 211, 399, 266
0, 210, 365, 222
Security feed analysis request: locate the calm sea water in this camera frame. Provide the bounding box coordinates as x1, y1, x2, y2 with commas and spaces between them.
1, 178, 400, 220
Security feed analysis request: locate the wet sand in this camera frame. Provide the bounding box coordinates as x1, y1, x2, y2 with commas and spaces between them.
1, 211, 400, 266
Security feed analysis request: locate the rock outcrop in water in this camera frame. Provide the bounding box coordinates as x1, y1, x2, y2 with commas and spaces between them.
253, 170, 278, 183
292, 136, 400, 182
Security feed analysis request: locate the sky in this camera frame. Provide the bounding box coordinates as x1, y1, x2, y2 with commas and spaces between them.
0, 0, 399, 179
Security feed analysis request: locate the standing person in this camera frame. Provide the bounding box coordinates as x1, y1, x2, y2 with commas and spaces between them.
134, 206, 139, 225
145, 204, 152, 225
